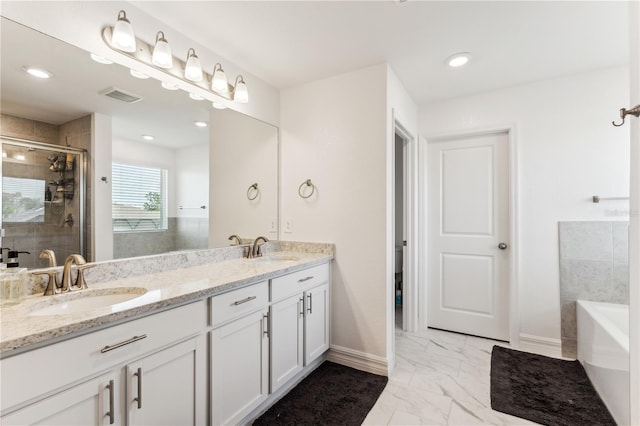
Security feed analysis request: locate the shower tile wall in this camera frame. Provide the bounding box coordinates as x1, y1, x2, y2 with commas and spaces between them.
559, 221, 629, 358
113, 217, 209, 259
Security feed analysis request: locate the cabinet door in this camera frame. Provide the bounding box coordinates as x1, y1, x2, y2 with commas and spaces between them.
1, 372, 120, 426
125, 337, 205, 426
270, 293, 304, 392
211, 309, 269, 425
305, 283, 330, 365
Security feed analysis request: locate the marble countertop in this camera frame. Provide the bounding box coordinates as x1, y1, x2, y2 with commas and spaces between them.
0, 251, 332, 356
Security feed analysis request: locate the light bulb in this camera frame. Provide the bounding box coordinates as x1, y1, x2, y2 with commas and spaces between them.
184, 48, 203, 82
211, 63, 228, 93
152, 31, 173, 69
111, 10, 136, 52
233, 75, 249, 103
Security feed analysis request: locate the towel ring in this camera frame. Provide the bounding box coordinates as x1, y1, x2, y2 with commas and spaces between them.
247, 183, 259, 200
298, 179, 315, 199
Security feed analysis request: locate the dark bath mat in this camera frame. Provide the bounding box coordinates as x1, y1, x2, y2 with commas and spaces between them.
490, 345, 616, 426
253, 361, 388, 425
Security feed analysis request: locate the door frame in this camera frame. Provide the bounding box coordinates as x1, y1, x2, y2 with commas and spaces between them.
422, 124, 520, 346
393, 117, 418, 333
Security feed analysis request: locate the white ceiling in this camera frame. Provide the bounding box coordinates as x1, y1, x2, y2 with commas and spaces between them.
0, 1, 629, 146
131, 1, 629, 105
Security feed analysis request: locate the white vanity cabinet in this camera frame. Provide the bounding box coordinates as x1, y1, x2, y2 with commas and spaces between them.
0, 301, 207, 426
269, 263, 330, 392
209, 281, 269, 426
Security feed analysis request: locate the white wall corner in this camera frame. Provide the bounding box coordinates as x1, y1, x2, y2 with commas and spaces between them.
326, 345, 390, 377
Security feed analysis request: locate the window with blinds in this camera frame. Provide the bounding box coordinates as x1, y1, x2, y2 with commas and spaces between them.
112, 162, 168, 232
2, 177, 45, 223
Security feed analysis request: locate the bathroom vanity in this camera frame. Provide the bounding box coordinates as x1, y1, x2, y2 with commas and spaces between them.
0, 248, 332, 425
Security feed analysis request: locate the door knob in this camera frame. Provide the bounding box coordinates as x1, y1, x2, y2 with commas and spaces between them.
498, 243, 508, 250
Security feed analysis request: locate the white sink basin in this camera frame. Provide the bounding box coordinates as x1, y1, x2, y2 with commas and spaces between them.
29, 287, 148, 316
253, 255, 300, 263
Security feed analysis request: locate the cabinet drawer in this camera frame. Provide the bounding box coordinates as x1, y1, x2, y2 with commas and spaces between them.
210, 281, 268, 327
1, 300, 206, 414
271, 263, 329, 302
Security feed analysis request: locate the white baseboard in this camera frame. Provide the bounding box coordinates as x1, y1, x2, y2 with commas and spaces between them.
518, 333, 564, 359
325, 345, 389, 376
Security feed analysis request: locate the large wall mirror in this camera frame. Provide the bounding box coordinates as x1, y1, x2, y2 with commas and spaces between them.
0, 17, 279, 268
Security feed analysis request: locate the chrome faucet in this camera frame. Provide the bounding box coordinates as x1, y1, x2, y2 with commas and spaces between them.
251, 236, 269, 258
61, 254, 86, 292
228, 234, 242, 245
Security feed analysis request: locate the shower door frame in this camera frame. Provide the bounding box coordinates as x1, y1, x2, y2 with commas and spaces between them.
0, 136, 87, 262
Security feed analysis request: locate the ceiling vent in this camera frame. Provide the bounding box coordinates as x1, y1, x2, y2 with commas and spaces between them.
99, 87, 143, 103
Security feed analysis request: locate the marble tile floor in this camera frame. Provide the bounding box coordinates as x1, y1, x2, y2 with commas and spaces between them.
363, 324, 540, 425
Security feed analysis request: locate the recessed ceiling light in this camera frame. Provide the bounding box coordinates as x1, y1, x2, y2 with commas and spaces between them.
14, 154, 26, 161
446, 52, 472, 68
212, 102, 227, 110
130, 69, 150, 79
161, 81, 179, 91
142, 134, 155, 141
22, 66, 53, 79
90, 53, 114, 65
194, 121, 208, 128
189, 93, 204, 101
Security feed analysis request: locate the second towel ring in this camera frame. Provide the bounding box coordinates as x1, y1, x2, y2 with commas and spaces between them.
298, 179, 316, 199
247, 183, 259, 200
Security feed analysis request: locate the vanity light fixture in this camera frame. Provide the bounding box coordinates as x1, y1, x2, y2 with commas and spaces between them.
101, 10, 250, 104
161, 81, 179, 91
151, 31, 173, 69
22, 66, 53, 79
194, 121, 208, 128
211, 63, 228, 93
142, 134, 155, 141
446, 52, 472, 68
212, 102, 227, 110
111, 10, 136, 53
184, 48, 203, 82
130, 69, 150, 79
232, 75, 249, 103
189, 93, 204, 101
90, 53, 114, 65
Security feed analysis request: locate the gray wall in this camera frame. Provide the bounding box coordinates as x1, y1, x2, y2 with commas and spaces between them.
559, 220, 629, 358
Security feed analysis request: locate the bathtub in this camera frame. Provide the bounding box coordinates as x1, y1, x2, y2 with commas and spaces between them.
577, 300, 629, 425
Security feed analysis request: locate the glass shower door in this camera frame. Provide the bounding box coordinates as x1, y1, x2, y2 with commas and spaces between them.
1, 138, 85, 269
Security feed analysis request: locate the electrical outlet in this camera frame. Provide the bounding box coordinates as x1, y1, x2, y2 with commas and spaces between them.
284, 218, 293, 233
270, 218, 278, 232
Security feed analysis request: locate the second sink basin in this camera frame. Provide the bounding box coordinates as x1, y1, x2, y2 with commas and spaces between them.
29, 287, 148, 316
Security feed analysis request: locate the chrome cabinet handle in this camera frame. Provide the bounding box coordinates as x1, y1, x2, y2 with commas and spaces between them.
307, 293, 313, 314
299, 297, 304, 317
106, 379, 115, 424
134, 367, 142, 409
298, 276, 313, 283
101, 334, 147, 353
232, 296, 256, 306
263, 312, 269, 338
498, 243, 508, 250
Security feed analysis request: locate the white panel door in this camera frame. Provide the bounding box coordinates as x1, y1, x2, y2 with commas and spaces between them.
427, 132, 510, 341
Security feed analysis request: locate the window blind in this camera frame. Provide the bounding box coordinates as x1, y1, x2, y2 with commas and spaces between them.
112, 162, 168, 231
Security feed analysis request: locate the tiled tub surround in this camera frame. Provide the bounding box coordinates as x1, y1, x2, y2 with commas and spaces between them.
559, 221, 629, 358
0, 241, 333, 354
